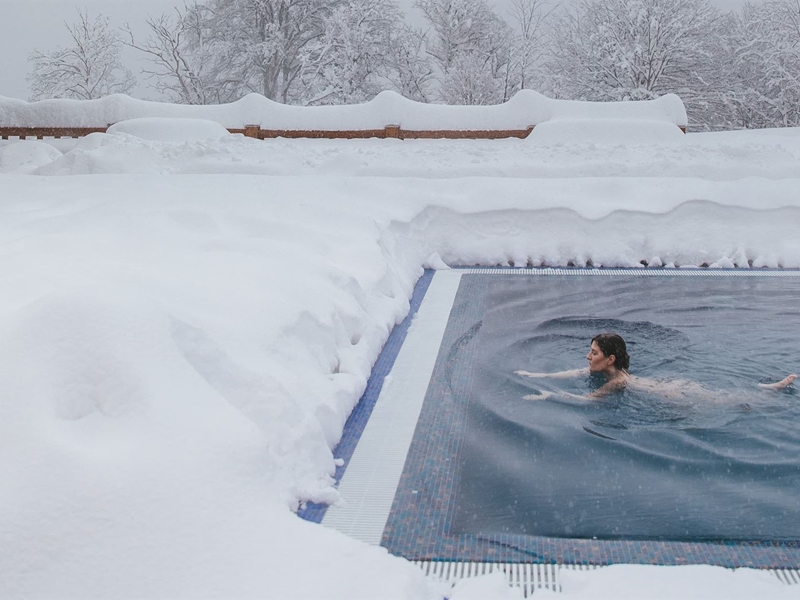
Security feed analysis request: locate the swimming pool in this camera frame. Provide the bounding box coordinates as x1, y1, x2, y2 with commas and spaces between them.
454, 274, 799, 542
303, 268, 800, 569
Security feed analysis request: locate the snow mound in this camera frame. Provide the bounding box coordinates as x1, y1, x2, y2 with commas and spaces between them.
3, 287, 168, 421
33, 132, 165, 175
107, 118, 231, 143
0, 140, 62, 173
542, 93, 687, 125
529, 119, 685, 144
24, 124, 800, 179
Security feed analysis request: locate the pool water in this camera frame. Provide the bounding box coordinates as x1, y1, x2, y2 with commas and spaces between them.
451, 275, 800, 542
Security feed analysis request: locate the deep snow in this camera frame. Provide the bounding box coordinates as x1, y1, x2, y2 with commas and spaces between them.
0, 103, 799, 599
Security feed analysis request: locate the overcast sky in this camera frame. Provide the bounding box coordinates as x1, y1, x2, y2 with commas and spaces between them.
0, 0, 759, 101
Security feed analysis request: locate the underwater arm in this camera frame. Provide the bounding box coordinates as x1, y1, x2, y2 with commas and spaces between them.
523, 387, 610, 402
588, 379, 625, 398
520, 372, 620, 402
524, 391, 604, 401
758, 374, 797, 390
559, 377, 629, 400
515, 368, 588, 379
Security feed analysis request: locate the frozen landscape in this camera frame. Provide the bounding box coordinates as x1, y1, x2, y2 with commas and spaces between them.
1, 93, 799, 599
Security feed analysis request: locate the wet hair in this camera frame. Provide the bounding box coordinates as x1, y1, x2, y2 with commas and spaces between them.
591, 332, 630, 371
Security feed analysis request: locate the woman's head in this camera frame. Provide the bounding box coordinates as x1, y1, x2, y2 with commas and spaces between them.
588, 332, 630, 372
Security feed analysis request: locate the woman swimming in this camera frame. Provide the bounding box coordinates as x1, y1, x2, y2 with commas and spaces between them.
516, 332, 797, 401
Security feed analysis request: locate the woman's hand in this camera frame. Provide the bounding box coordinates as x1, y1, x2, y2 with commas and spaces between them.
515, 368, 587, 379
515, 369, 548, 378
758, 374, 797, 390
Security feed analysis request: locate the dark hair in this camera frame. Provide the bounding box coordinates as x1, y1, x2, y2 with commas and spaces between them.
591, 332, 630, 371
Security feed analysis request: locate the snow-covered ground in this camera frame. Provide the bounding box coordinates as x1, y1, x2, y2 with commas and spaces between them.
1, 104, 799, 599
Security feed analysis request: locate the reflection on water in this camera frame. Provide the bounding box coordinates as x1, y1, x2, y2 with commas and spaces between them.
451, 277, 800, 542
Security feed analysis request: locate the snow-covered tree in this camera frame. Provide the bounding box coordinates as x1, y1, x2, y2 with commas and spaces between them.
546, 0, 721, 125
299, 0, 404, 104
417, 0, 514, 104
180, 0, 339, 104
507, 0, 552, 92
383, 25, 435, 103
124, 8, 233, 105
728, 0, 800, 128
440, 51, 505, 104
131, 0, 426, 105
28, 10, 136, 101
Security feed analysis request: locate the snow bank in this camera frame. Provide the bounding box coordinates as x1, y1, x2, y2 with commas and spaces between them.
0, 89, 687, 131
106, 117, 231, 142
0, 140, 62, 174
7, 126, 800, 179
543, 93, 686, 125
0, 175, 433, 599
30, 132, 167, 175
0, 125, 797, 599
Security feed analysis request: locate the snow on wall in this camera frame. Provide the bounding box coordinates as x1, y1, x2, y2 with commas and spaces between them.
0, 89, 687, 130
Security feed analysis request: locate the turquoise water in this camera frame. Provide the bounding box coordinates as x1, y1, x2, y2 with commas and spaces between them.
452, 276, 800, 541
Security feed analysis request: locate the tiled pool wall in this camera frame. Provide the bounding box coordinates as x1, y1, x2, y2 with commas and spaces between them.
302, 268, 800, 569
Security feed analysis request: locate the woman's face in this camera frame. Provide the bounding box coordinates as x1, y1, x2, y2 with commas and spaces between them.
586, 341, 615, 373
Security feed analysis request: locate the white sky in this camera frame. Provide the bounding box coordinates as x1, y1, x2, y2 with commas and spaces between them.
0, 0, 760, 101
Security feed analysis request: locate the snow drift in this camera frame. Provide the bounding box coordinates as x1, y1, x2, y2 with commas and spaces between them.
0, 105, 797, 600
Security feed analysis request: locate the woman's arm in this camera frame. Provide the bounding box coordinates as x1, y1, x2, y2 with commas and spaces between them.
515, 367, 588, 379
758, 374, 797, 390
524, 390, 602, 401
523, 377, 624, 401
